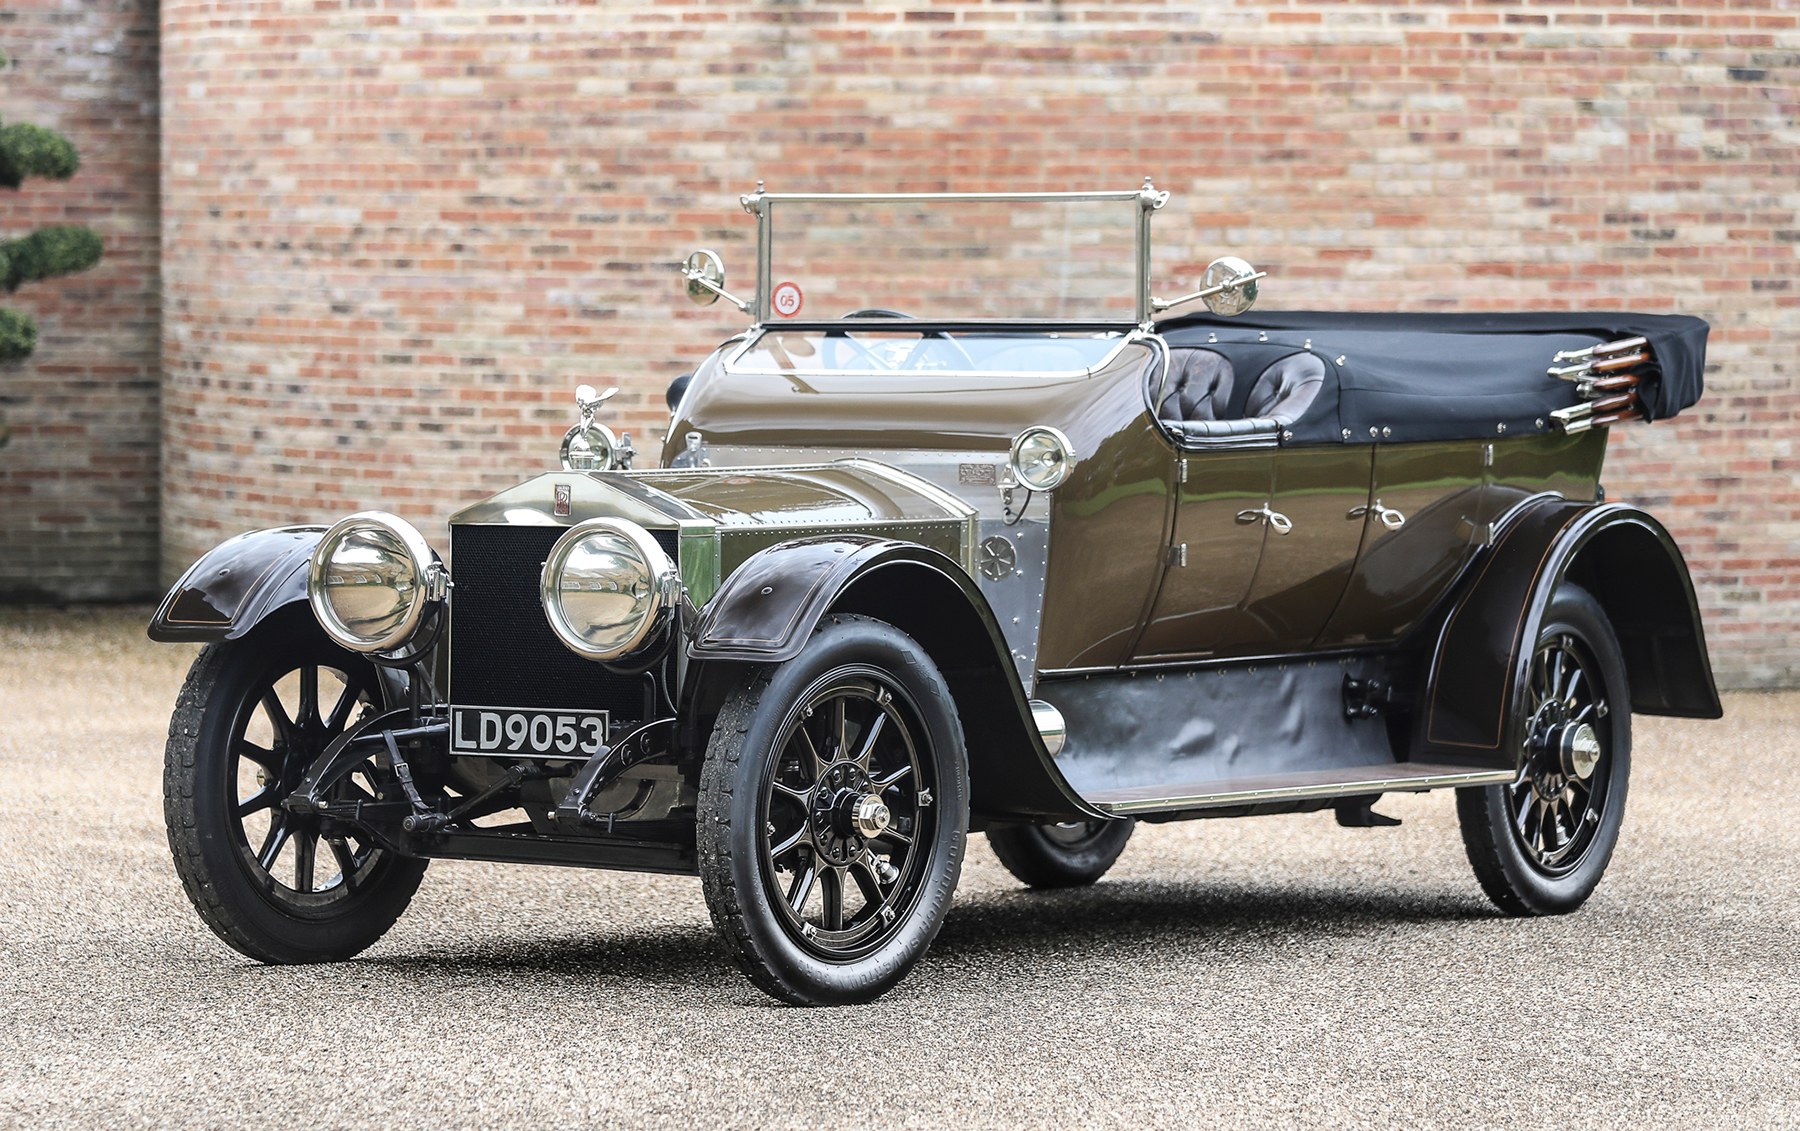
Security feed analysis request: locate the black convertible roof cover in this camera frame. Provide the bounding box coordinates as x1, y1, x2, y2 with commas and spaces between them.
1160, 310, 1708, 445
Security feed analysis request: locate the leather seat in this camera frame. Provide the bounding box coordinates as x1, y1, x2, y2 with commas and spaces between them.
1244, 353, 1325, 426
1159, 349, 1235, 423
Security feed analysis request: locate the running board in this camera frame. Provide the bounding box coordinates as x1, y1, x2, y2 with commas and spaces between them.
1086, 763, 1515, 816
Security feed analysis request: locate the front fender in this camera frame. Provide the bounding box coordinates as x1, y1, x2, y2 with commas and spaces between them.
1418, 500, 1721, 767
688, 535, 1103, 822
147, 526, 324, 643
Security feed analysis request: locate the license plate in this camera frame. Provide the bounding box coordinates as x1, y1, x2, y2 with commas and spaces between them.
450, 706, 609, 758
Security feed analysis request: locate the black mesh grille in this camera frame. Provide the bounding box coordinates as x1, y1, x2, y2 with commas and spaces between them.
448, 524, 678, 724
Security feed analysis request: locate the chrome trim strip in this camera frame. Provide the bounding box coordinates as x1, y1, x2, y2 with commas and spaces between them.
1098, 769, 1516, 815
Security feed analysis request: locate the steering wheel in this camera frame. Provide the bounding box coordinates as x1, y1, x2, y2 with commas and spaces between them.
822, 309, 977, 372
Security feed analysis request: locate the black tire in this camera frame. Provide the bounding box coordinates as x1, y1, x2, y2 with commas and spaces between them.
697, 615, 968, 1006
987, 819, 1135, 889
164, 623, 428, 963
1456, 584, 1631, 916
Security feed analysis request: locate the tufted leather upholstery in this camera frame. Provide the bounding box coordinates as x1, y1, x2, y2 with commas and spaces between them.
1159, 349, 1235, 423
1243, 353, 1326, 426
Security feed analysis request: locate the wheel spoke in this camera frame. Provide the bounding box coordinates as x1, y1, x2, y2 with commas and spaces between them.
769, 825, 809, 860
850, 858, 886, 905
294, 830, 317, 893
874, 764, 913, 790
771, 780, 810, 805
1563, 666, 1585, 709
821, 867, 845, 932
324, 683, 361, 733
854, 712, 887, 770
236, 741, 282, 774
236, 788, 276, 818
786, 863, 817, 913
326, 836, 360, 891
833, 697, 849, 761
261, 691, 298, 748
257, 814, 293, 872
794, 728, 827, 784
879, 826, 914, 847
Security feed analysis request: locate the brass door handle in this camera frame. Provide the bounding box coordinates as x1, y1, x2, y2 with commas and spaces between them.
1348, 500, 1406, 530
1235, 506, 1294, 535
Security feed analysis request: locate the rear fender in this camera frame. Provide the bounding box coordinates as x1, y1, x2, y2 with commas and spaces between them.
147, 526, 324, 643
1417, 500, 1721, 768
686, 536, 1101, 822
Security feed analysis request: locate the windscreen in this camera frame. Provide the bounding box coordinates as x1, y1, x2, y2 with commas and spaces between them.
729, 329, 1129, 375
761, 196, 1142, 322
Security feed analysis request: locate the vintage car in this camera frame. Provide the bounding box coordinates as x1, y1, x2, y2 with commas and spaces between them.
149, 184, 1721, 1005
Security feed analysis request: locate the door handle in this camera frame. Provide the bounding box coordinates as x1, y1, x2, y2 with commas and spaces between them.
1348, 500, 1406, 530
1235, 506, 1294, 535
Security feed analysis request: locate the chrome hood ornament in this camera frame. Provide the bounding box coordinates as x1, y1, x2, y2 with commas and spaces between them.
560, 384, 635, 471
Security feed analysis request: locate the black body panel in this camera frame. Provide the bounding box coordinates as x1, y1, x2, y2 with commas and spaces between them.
147, 526, 324, 642
1418, 500, 1722, 766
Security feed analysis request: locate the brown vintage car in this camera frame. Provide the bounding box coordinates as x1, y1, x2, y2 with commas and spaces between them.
148, 185, 1720, 1005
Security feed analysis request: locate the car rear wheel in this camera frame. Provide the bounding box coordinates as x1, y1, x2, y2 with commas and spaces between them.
697, 615, 968, 1006
1456, 584, 1631, 916
163, 621, 428, 963
987, 819, 1135, 888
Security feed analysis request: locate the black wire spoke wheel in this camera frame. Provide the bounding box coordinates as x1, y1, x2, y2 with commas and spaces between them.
1457, 584, 1632, 916
987, 817, 1135, 889
164, 623, 429, 963
761, 672, 933, 960
230, 655, 386, 903
698, 615, 968, 1006
1509, 630, 1613, 875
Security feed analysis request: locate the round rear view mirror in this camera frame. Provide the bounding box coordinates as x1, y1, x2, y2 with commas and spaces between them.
1201, 256, 1260, 317
683, 249, 726, 307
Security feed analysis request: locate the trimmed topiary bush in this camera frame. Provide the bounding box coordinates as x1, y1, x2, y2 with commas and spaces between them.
0, 81, 104, 445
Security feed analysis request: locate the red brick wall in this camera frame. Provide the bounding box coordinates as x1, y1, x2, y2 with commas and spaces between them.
155, 0, 1798, 686
0, 0, 160, 602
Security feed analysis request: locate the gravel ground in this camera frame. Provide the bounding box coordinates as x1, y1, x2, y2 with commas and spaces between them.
1, 606, 1796, 1128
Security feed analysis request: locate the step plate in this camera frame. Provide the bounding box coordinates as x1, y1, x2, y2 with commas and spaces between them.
1088, 762, 1515, 815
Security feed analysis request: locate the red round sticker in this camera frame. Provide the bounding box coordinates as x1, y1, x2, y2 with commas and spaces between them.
771, 280, 804, 318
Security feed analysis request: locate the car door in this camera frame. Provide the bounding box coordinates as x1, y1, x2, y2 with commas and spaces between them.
1315, 441, 1487, 647
1238, 445, 1375, 653
1131, 447, 1273, 660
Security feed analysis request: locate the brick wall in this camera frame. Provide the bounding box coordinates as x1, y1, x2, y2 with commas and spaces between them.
0, 0, 160, 602
152, 0, 1797, 686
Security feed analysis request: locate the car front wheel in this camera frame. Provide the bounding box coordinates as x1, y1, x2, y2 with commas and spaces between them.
163, 620, 428, 963
697, 615, 968, 1006
1456, 584, 1631, 916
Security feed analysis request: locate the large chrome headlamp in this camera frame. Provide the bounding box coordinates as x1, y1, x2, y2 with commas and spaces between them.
541, 518, 679, 661
307, 511, 447, 655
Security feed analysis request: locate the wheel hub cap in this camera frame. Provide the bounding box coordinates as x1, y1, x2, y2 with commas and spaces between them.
1559, 722, 1602, 780
811, 761, 885, 866
851, 794, 891, 839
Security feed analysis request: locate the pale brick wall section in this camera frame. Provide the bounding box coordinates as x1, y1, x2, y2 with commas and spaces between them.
157, 0, 1798, 686
0, 0, 160, 602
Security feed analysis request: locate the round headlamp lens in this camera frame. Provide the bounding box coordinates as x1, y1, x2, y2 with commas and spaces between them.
542, 519, 675, 660
308, 512, 438, 654
1011, 426, 1074, 491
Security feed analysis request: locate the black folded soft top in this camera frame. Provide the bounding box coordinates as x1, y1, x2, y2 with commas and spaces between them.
1160, 310, 1708, 445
